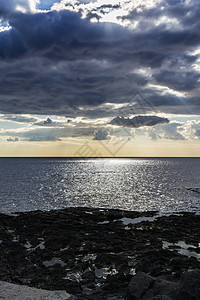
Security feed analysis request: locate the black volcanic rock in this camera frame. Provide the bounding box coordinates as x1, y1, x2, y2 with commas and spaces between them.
0, 208, 200, 299
177, 269, 200, 300
127, 272, 178, 300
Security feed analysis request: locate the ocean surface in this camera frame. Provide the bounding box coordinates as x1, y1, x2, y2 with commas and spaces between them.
0, 158, 200, 214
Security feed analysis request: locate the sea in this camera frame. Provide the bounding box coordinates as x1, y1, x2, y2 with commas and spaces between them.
0, 157, 200, 214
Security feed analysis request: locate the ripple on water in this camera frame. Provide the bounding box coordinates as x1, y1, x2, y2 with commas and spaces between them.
0, 158, 200, 213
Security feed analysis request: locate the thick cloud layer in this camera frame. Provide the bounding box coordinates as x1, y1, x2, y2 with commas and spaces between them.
0, 0, 200, 116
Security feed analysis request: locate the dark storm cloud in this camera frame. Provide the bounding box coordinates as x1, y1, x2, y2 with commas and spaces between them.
110, 116, 169, 128
153, 71, 200, 91
0, 1, 200, 116
1, 6, 200, 62
0, 0, 29, 17
1, 10, 130, 61
0, 57, 150, 114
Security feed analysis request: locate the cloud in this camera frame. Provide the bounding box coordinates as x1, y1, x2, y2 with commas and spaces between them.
32, 117, 54, 126
0, 57, 152, 114
0, 0, 30, 16
0, 125, 96, 141
0, 0, 200, 117
7, 137, 19, 142
195, 129, 200, 137
93, 129, 111, 140
23, 127, 95, 141
145, 121, 199, 141
179, 120, 200, 140
1, 10, 131, 61
110, 115, 169, 128
1, 113, 200, 142
153, 70, 200, 91
147, 130, 158, 141
1, 114, 37, 123
44, 117, 52, 125
161, 122, 185, 140
28, 135, 60, 141
2, 8, 199, 63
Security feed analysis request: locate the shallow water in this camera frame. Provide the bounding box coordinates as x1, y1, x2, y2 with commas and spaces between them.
0, 157, 200, 213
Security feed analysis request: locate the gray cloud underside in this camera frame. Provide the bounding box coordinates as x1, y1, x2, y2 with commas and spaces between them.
3, 119, 200, 142
0, 0, 31, 16
2, 126, 96, 141
110, 116, 169, 128
93, 129, 111, 140
1, 114, 38, 123
0, 1, 200, 116
2, 124, 133, 141
7, 137, 19, 142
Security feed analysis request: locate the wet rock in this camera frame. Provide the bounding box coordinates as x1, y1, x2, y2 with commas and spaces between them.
135, 249, 175, 277
94, 253, 128, 270
127, 272, 155, 299
0, 208, 200, 299
149, 296, 173, 300
177, 269, 200, 300
82, 270, 95, 281
127, 272, 178, 300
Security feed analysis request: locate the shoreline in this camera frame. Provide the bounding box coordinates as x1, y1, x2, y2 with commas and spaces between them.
0, 207, 200, 299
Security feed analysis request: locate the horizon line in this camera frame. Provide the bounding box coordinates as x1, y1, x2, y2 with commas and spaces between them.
0, 156, 199, 159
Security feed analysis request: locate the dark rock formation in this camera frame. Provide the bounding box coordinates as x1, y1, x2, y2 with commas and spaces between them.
127, 272, 177, 300
177, 269, 200, 300
0, 208, 200, 299
127, 270, 200, 300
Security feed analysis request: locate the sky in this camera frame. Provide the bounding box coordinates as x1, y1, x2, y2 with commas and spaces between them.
0, 0, 200, 157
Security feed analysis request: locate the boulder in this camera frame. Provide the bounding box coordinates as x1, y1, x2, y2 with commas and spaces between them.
127, 272, 154, 299
127, 272, 178, 300
177, 269, 200, 300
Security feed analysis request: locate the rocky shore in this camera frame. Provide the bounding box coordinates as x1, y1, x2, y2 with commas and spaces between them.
0, 207, 200, 299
